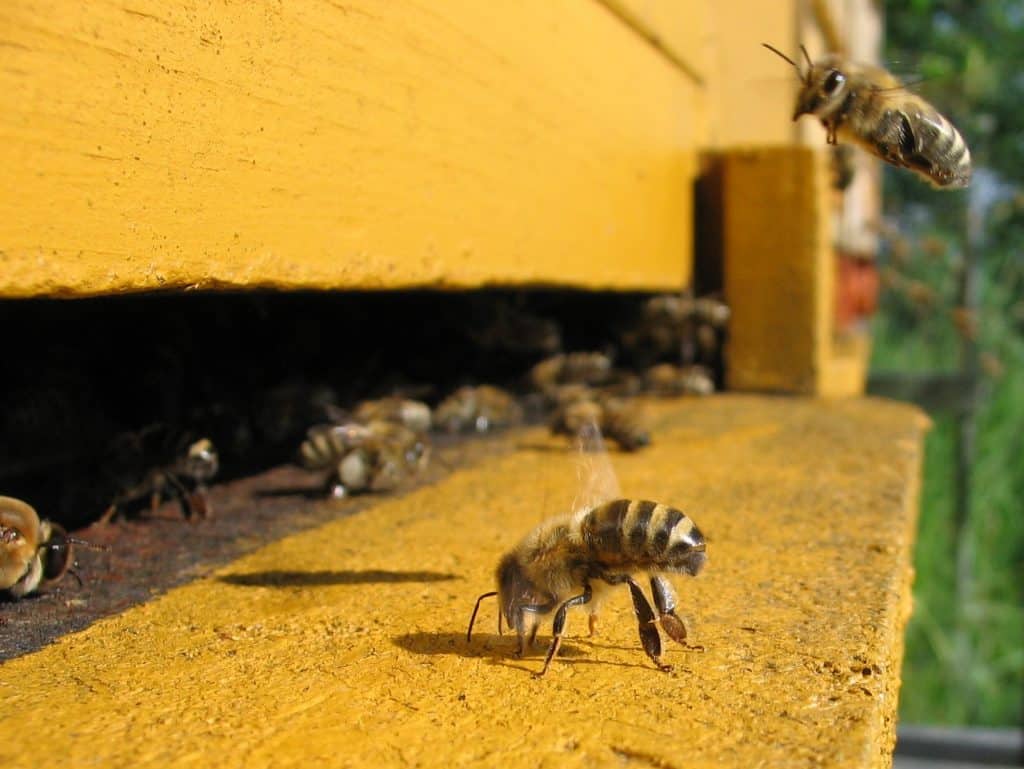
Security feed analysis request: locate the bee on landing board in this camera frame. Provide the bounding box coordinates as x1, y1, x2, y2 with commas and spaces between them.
467, 422, 707, 676
549, 393, 651, 452
434, 385, 524, 434
299, 419, 428, 498
100, 431, 219, 524
763, 43, 971, 189
0, 496, 94, 599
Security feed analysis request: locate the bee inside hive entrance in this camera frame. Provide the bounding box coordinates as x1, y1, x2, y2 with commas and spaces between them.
0, 288, 727, 658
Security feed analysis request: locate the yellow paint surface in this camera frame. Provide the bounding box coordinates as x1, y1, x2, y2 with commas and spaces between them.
723, 146, 866, 396
701, 0, 801, 148
0, 1, 699, 297
0, 396, 927, 768
599, 0, 708, 83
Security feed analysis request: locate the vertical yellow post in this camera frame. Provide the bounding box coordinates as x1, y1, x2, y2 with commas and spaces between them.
722, 146, 837, 394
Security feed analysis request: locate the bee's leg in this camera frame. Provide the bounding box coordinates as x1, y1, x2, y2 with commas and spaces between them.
822, 119, 838, 145
528, 621, 540, 648
601, 573, 669, 671
537, 583, 592, 677
650, 575, 704, 652
514, 601, 553, 657
189, 483, 212, 519
163, 472, 196, 521
588, 612, 598, 637
98, 502, 119, 525
148, 472, 168, 515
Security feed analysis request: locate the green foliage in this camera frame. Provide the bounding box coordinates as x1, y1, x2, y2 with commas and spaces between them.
876, 1, 1024, 727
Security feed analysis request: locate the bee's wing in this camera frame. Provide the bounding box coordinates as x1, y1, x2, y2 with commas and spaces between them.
570, 416, 622, 521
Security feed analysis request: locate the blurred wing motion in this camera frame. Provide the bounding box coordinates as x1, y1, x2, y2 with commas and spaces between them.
571, 416, 621, 521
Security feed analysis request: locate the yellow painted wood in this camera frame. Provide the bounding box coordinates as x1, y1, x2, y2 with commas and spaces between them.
598, 0, 708, 83
701, 0, 801, 148
0, 396, 928, 768
822, 332, 873, 399
0, 1, 699, 298
723, 147, 832, 393
720, 146, 868, 396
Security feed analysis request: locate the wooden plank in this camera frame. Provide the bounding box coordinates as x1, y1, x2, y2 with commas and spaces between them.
0, 396, 928, 768
701, 0, 800, 148
722, 146, 834, 394
597, 0, 708, 84
0, 1, 701, 297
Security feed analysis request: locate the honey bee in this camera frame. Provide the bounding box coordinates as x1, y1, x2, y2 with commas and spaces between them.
643, 363, 715, 397
434, 385, 524, 434
467, 423, 706, 675
101, 432, 219, 523
763, 43, 971, 189
352, 397, 432, 434
1, 496, 77, 598
299, 419, 428, 498
622, 294, 729, 368
529, 352, 613, 393
550, 393, 650, 452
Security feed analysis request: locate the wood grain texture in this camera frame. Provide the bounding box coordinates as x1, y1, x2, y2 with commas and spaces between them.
0, 1, 700, 297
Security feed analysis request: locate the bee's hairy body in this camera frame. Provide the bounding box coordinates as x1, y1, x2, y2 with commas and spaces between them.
819, 59, 970, 188
767, 45, 971, 189
480, 498, 706, 675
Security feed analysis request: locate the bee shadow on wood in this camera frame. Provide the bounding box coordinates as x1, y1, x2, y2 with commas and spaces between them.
218, 569, 458, 587
514, 441, 633, 455
393, 631, 651, 673
250, 486, 329, 500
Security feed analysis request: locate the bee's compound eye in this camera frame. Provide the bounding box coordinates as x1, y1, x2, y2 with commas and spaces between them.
41, 526, 72, 582
824, 70, 846, 94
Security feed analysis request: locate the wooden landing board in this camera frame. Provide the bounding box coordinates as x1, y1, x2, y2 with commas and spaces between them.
0, 396, 928, 768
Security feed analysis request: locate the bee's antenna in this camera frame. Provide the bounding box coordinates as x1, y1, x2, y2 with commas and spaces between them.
467, 591, 498, 642
762, 43, 810, 84
67, 537, 109, 551
800, 44, 814, 73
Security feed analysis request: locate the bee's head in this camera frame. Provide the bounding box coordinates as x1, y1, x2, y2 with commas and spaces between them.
37, 521, 74, 586
3, 520, 73, 599
796, 59, 850, 120
763, 44, 848, 121
496, 553, 548, 634
185, 438, 219, 481
667, 522, 708, 577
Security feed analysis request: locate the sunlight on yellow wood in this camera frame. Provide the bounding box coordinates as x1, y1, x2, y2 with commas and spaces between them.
0, 397, 926, 768
0, 1, 699, 297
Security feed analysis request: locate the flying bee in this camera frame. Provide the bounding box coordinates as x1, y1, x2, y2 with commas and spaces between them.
467, 422, 707, 675
1, 496, 96, 599
763, 43, 971, 189
101, 429, 219, 523
550, 393, 650, 452
299, 419, 428, 498
434, 385, 524, 434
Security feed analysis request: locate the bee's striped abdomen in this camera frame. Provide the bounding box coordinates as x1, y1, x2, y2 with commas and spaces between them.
898, 107, 971, 188
581, 499, 705, 574
299, 424, 369, 470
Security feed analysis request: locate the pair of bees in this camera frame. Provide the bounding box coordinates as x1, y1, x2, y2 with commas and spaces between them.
764, 43, 971, 189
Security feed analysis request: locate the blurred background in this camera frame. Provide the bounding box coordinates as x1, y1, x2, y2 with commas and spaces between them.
870, 2, 1023, 730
